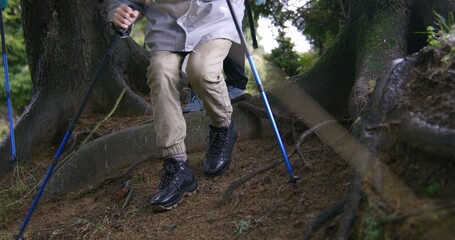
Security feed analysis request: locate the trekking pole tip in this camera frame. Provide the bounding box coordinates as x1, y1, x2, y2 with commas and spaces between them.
9, 156, 18, 163
288, 175, 300, 183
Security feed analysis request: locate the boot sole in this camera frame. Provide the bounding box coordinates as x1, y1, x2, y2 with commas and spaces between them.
151, 181, 198, 212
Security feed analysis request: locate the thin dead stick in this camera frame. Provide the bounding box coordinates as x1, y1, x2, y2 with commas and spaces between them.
122, 180, 133, 209
81, 88, 126, 145
60, 88, 126, 166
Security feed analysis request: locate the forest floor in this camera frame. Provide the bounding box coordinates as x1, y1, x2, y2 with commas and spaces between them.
1, 108, 454, 240
0, 113, 355, 240
1, 50, 455, 239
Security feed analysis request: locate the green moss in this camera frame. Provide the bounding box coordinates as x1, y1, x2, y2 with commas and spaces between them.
359, 13, 400, 75
368, 79, 377, 93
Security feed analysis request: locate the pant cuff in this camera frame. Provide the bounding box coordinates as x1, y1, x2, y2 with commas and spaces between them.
161, 142, 186, 158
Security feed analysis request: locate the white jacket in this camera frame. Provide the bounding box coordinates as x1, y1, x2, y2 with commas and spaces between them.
108, 0, 245, 52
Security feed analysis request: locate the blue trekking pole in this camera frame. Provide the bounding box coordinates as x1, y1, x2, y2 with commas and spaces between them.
226, 0, 299, 183
1, 0, 17, 163
13, 28, 130, 240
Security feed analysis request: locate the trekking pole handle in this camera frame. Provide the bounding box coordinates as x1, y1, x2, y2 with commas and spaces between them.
115, 27, 132, 38
112, 4, 140, 38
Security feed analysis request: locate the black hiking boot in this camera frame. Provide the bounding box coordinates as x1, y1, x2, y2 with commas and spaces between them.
203, 121, 238, 176
150, 157, 198, 212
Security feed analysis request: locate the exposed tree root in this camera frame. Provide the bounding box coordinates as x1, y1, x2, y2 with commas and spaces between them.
399, 113, 455, 161
75, 158, 147, 199
299, 170, 363, 240
237, 101, 294, 124
336, 170, 362, 239
301, 199, 346, 240
218, 158, 281, 207
292, 120, 343, 171
277, 83, 423, 215
383, 202, 455, 223
45, 105, 261, 195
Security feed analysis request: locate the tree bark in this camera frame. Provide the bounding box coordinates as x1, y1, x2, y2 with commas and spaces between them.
0, 0, 151, 174
290, 0, 454, 119
290, 0, 412, 118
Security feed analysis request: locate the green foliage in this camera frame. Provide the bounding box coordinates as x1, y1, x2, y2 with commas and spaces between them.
264, 31, 301, 77
0, 122, 8, 138
433, 12, 454, 34
361, 214, 383, 240
297, 50, 318, 74
0, 0, 32, 112
0, 65, 32, 110
421, 12, 454, 48
297, 0, 346, 52
253, 0, 345, 52
235, 216, 252, 235
423, 181, 441, 196
264, 31, 317, 77
130, 17, 147, 48
0, 165, 38, 229
234, 215, 265, 236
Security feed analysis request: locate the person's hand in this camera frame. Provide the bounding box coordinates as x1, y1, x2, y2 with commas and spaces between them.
112, 4, 140, 30
255, 0, 266, 5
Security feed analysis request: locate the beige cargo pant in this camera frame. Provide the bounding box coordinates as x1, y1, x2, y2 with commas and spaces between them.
147, 39, 233, 157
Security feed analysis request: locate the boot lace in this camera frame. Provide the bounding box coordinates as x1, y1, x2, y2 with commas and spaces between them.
158, 163, 176, 189
207, 128, 229, 155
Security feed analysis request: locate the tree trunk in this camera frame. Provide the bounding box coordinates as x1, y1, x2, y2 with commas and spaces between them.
0, 0, 151, 174
290, 0, 411, 118
294, 0, 455, 119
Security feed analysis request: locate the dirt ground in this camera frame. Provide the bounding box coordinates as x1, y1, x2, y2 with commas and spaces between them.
2, 83, 454, 239
0, 114, 354, 240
